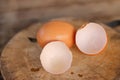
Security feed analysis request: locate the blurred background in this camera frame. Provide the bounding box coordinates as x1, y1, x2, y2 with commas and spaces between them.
0, 0, 120, 80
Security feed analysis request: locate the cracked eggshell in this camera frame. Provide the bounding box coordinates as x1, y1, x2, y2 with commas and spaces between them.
75, 22, 107, 55
40, 41, 72, 74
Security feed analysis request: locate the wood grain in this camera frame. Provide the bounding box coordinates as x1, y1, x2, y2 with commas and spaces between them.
1, 0, 120, 22
1, 18, 120, 80
0, 0, 120, 56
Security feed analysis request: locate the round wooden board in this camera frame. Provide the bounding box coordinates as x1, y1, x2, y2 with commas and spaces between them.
1, 18, 120, 80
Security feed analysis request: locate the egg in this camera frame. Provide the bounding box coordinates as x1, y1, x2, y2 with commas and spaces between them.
37, 21, 75, 48
40, 41, 72, 74
76, 22, 107, 55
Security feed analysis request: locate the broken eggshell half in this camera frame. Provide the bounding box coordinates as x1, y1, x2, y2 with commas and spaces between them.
75, 22, 108, 55
40, 41, 72, 74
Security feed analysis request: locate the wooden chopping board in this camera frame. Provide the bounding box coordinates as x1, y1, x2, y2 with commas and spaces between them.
1, 18, 120, 80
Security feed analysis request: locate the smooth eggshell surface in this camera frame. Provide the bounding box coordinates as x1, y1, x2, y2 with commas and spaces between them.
40, 41, 72, 74
76, 23, 107, 55
37, 21, 75, 48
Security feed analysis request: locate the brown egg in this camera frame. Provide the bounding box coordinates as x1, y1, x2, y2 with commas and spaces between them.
37, 21, 75, 48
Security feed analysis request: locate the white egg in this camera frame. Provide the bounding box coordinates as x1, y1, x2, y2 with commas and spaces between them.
76, 22, 107, 55
40, 41, 72, 74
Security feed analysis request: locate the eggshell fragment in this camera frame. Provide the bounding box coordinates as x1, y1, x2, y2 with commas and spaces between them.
37, 21, 75, 48
76, 22, 107, 55
40, 41, 72, 74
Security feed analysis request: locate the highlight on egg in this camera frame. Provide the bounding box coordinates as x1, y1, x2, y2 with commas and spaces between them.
37, 21, 75, 48
40, 41, 72, 74
75, 22, 107, 55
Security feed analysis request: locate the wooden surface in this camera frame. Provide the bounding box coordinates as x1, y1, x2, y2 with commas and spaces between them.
1, 18, 120, 80
1, 0, 120, 21
0, 0, 120, 80
1, 0, 120, 55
